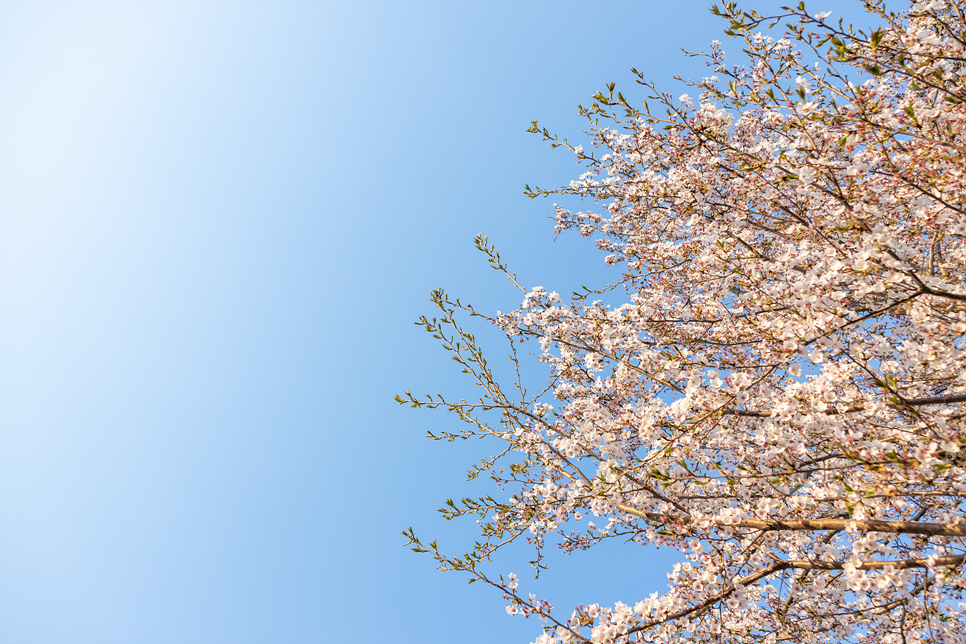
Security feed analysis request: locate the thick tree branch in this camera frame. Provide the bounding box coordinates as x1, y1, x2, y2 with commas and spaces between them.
735, 518, 966, 537
617, 504, 966, 537
727, 391, 966, 418
780, 554, 966, 571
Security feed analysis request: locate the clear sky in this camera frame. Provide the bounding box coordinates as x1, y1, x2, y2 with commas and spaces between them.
0, 1, 876, 643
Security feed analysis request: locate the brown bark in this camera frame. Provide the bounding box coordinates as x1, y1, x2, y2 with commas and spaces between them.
617, 504, 966, 537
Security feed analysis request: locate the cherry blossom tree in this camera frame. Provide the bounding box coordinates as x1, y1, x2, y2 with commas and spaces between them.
400, 1, 966, 642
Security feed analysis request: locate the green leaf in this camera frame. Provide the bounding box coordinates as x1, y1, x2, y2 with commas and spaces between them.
870, 29, 883, 52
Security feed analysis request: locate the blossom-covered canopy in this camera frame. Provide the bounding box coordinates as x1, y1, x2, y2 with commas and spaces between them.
403, 2, 966, 642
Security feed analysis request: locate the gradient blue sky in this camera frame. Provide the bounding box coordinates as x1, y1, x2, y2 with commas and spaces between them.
0, 1, 876, 643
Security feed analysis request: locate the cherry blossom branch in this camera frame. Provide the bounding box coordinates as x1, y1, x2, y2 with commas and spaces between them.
617, 504, 966, 537
627, 554, 965, 636
777, 554, 966, 571
727, 391, 966, 418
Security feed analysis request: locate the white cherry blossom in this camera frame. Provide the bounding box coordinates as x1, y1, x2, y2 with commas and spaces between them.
402, 2, 966, 643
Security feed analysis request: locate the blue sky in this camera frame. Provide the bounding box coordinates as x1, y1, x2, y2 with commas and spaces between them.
0, 1, 876, 643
